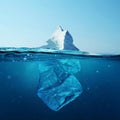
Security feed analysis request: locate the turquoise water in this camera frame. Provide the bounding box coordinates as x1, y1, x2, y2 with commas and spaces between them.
0, 50, 120, 120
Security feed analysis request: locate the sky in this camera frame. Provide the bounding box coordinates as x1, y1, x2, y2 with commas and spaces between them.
0, 0, 120, 54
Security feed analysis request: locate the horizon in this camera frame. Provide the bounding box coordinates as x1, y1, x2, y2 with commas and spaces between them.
0, 0, 120, 54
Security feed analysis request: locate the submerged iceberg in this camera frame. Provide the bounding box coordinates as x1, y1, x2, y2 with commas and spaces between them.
37, 59, 83, 111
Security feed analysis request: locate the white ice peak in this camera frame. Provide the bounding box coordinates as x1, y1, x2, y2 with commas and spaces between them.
41, 26, 79, 51
50, 26, 68, 50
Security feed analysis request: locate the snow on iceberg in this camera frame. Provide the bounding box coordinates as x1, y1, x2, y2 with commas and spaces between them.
40, 26, 79, 51
37, 58, 82, 111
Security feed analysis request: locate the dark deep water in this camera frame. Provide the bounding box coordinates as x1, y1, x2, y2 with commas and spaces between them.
0, 51, 120, 120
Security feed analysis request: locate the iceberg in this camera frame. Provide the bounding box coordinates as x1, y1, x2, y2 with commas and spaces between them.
0, 26, 83, 111
37, 58, 83, 111
40, 26, 79, 51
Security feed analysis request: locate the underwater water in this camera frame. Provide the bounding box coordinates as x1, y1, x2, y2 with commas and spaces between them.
0, 48, 120, 120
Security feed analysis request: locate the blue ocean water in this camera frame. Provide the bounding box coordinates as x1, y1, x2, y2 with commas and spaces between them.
0, 49, 120, 120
